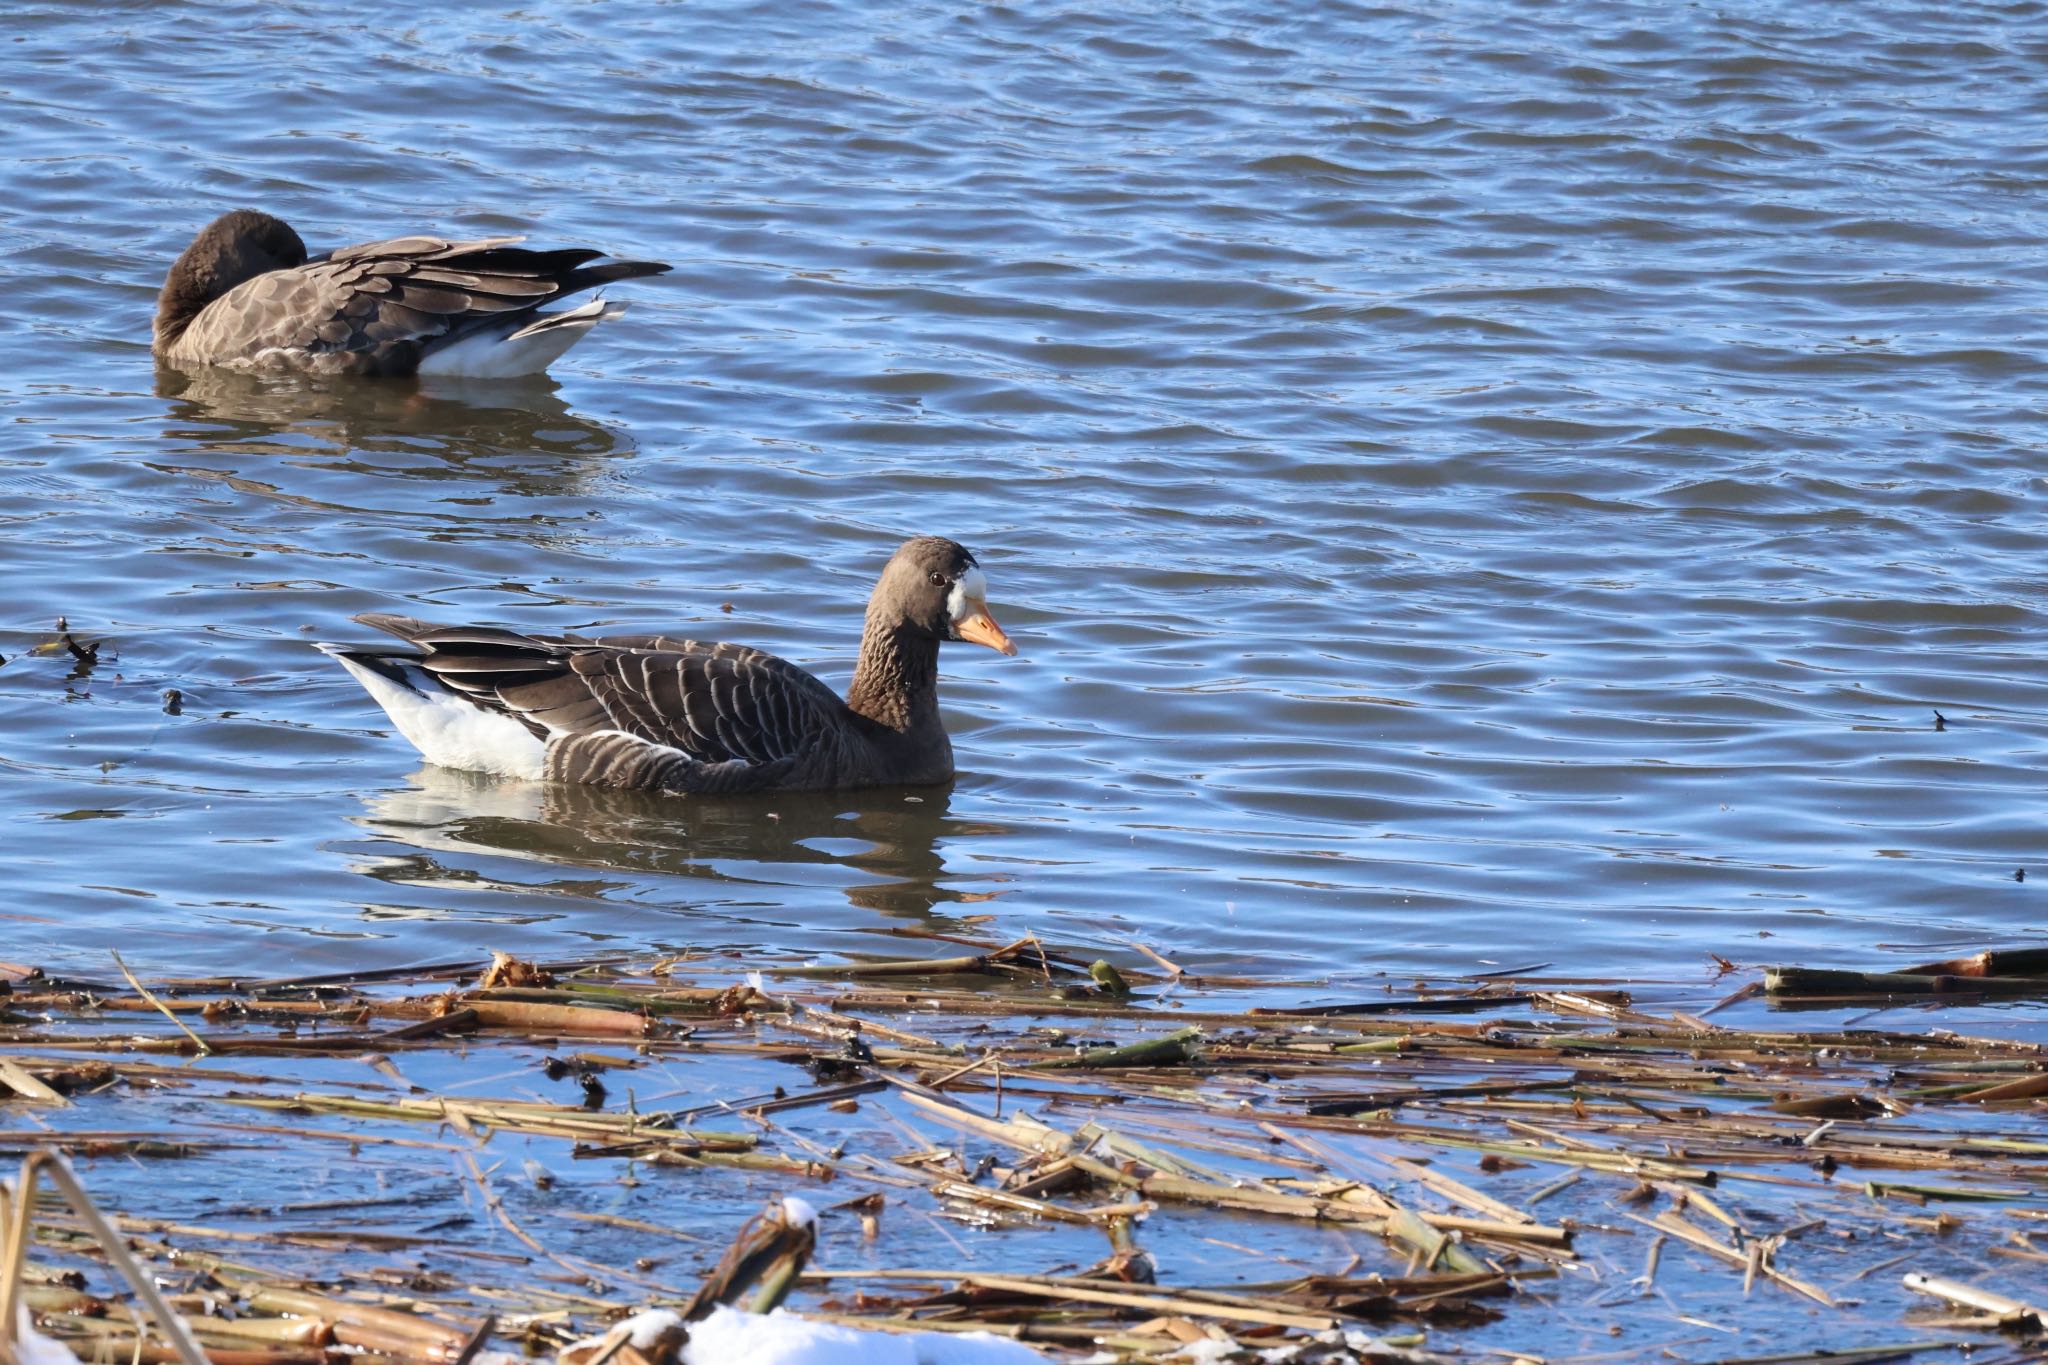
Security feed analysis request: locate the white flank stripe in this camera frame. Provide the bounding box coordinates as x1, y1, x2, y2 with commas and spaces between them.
321, 648, 546, 779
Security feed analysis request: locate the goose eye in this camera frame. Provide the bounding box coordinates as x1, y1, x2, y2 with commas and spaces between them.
929, 572, 948, 587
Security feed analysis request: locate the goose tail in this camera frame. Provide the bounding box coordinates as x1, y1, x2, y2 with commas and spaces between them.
317, 641, 547, 778
415, 297, 629, 380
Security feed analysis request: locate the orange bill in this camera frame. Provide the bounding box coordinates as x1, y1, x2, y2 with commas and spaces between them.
955, 606, 1018, 656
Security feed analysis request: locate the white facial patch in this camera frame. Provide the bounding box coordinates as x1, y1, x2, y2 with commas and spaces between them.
946, 565, 989, 622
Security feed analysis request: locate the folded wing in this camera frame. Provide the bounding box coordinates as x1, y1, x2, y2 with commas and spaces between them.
355, 615, 850, 793
183, 236, 668, 374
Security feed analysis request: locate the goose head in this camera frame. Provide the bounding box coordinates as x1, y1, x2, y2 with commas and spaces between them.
154, 209, 309, 352
874, 536, 1018, 656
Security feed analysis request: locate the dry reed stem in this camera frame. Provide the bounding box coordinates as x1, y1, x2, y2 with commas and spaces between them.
5, 943, 2046, 1360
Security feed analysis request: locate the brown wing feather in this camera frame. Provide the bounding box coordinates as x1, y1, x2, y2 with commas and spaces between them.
172, 235, 669, 374
353, 615, 848, 786
564, 639, 846, 767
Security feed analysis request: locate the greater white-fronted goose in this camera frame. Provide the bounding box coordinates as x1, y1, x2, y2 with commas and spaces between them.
320, 537, 1019, 794
153, 209, 670, 377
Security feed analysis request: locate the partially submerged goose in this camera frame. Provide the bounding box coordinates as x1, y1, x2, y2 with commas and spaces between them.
153, 209, 669, 377
321, 537, 1019, 794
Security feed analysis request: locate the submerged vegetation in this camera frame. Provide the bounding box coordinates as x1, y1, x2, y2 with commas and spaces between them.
2, 938, 2045, 1362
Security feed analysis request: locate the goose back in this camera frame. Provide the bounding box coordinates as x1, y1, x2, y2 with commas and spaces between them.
155, 212, 669, 375
349, 614, 943, 794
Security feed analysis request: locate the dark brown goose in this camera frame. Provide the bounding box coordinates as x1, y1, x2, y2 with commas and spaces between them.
319, 537, 1019, 794
153, 209, 669, 377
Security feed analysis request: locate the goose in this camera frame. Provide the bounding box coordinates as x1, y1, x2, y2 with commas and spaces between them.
320, 537, 1019, 794
152, 209, 669, 377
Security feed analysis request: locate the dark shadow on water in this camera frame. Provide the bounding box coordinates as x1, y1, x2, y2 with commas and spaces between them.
351, 765, 1016, 927
153, 366, 634, 494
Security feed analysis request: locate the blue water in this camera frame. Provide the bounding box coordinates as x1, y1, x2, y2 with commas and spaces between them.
1, 1, 2045, 991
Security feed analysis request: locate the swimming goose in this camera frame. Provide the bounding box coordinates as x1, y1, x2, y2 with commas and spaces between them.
320, 537, 1019, 794
153, 209, 669, 377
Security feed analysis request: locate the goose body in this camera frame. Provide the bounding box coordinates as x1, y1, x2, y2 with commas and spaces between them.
153, 209, 669, 376
321, 538, 1018, 795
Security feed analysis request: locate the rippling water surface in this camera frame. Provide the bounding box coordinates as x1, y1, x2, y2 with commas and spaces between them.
4, 1, 2047, 990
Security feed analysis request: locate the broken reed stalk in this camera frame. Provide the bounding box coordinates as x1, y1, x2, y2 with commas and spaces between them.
246, 1287, 468, 1354
961, 1273, 1338, 1331
1900, 1272, 2044, 1325
1049, 1026, 1202, 1069
109, 951, 210, 1055
0, 1173, 18, 1359
5, 1150, 211, 1365
5, 943, 2047, 1360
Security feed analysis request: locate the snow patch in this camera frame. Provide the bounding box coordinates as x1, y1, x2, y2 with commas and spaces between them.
616, 1309, 687, 1350
680, 1306, 1049, 1365
16, 1305, 82, 1364
554, 1308, 687, 1365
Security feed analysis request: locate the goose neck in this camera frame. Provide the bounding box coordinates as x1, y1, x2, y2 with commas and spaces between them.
846, 616, 941, 732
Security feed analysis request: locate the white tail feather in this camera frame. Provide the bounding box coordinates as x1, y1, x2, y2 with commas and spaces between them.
415, 298, 627, 379
319, 646, 546, 779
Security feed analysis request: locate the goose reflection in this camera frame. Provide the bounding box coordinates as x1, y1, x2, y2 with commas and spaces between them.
154, 366, 632, 495
348, 765, 1015, 925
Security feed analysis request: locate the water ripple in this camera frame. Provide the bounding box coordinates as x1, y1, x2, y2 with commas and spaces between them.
0, 0, 2045, 986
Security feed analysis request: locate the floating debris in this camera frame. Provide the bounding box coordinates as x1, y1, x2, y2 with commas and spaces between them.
1766, 944, 2048, 1002
1, 941, 2044, 1361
